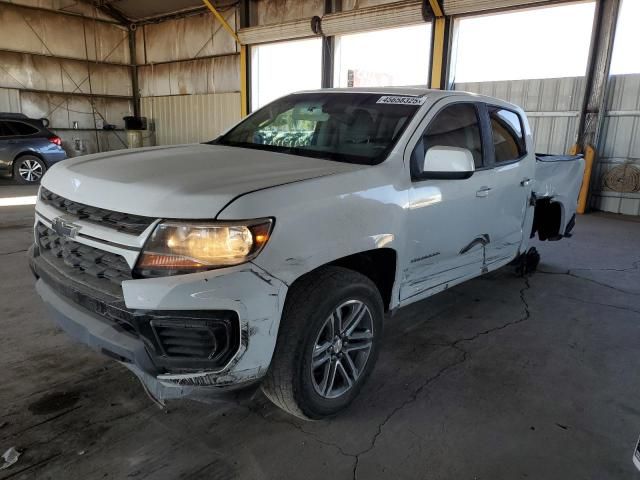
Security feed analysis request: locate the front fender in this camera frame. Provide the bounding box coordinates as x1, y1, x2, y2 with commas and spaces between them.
216, 162, 409, 289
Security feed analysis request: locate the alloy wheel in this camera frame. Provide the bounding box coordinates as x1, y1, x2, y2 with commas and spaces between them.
18, 159, 43, 183
311, 299, 374, 399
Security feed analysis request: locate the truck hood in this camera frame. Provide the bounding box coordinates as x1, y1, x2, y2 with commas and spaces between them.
41, 144, 365, 219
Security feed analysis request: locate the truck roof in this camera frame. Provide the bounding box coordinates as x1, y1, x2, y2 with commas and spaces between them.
293, 87, 470, 97
291, 87, 523, 112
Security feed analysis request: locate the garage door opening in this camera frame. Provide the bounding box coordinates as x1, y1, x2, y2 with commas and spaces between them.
250, 38, 322, 110
333, 24, 431, 88
610, 0, 640, 75
452, 2, 596, 83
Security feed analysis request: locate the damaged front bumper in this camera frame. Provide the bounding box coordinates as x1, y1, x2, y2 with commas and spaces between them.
30, 245, 288, 403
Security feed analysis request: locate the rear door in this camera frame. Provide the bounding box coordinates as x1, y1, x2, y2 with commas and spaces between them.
481, 105, 534, 266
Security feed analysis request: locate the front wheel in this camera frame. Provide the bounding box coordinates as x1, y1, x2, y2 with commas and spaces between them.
261, 266, 384, 420
14, 155, 46, 184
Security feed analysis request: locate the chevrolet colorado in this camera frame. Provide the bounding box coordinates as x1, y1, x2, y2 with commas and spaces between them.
30, 88, 584, 419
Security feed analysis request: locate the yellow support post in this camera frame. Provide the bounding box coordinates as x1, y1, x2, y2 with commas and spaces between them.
428, 0, 446, 90
427, 0, 443, 17
202, 0, 248, 117
577, 145, 595, 214
240, 44, 248, 117
430, 17, 446, 89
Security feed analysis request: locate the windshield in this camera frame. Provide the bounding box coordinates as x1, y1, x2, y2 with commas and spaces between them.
214, 92, 424, 165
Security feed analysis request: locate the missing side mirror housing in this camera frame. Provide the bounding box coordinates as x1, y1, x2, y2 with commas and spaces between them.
422, 146, 475, 180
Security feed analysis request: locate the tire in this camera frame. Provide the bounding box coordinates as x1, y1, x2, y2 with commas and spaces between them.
509, 247, 540, 276
261, 266, 384, 420
13, 155, 46, 184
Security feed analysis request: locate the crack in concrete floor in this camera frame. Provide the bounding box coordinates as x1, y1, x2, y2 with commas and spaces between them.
249, 278, 535, 479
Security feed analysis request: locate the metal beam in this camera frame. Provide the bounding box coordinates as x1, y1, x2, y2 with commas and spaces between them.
240, 45, 248, 117
129, 29, 141, 117
0, 48, 132, 67
321, 37, 335, 89
202, 0, 241, 43
125, 6, 207, 25
18, 87, 132, 101
426, 0, 451, 89
240, 0, 251, 115
574, 0, 621, 213
127, 2, 239, 26
576, 0, 621, 150
137, 51, 238, 67
321, 0, 339, 88
91, 1, 131, 25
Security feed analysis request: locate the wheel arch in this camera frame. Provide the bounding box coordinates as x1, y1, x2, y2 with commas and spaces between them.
12, 151, 46, 182
287, 248, 398, 312
13, 150, 45, 168
531, 197, 566, 241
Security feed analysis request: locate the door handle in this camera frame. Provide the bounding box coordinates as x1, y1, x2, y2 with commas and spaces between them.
520, 178, 532, 187
476, 186, 492, 198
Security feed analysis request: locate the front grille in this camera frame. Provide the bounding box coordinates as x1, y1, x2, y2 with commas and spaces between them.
151, 317, 237, 361
36, 223, 132, 288
31, 242, 240, 371
40, 187, 154, 235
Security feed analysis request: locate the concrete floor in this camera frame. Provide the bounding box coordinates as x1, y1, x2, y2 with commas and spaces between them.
1, 184, 640, 479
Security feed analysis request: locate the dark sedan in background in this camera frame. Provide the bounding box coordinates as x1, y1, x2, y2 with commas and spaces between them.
0, 113, 67, 184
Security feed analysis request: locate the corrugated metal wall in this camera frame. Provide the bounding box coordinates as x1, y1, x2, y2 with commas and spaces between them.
0, 4, 130, 63
136, 8, 241, 146
141, 93, 241, 145
138, 56, 239, 97
591, 73, 640, 215
0, 88, 21, 112
135, 10, 237, 64
0, 3, 133, 156
455, 77, 584, 154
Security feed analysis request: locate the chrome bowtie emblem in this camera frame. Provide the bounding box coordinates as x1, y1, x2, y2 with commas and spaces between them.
52, 217, 79, 238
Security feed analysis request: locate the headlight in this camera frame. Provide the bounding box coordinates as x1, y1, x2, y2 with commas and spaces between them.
134, 219, 273, 277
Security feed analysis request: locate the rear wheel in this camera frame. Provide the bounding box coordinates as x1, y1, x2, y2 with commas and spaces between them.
261, 266, 384, 420
14, 155, 46, 184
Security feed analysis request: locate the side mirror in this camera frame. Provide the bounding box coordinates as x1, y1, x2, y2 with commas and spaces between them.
422, 146, 475, 180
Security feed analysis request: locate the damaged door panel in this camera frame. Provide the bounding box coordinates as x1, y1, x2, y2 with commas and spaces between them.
532, 154, 585, 240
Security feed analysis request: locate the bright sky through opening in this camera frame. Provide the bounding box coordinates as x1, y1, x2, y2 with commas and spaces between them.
454, 2, 596, 83
610, 0, 640, 75
250, 0, 637, 104
251, 38, 322, 110
334, 24, 431, 88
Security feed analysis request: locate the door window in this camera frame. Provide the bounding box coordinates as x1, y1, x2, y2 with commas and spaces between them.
6, 121, 39, 136
411, 103, 483, 178
489, 107, 526, 163
0, 121, 14, 137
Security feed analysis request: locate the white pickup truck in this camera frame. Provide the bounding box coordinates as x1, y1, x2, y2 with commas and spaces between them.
30, 88, 584, 419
